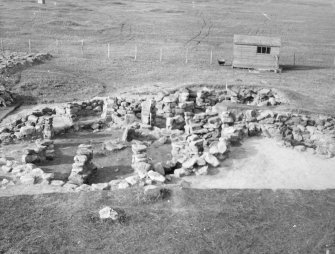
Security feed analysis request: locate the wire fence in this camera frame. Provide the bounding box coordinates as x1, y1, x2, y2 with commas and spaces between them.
1, 37, 334, 68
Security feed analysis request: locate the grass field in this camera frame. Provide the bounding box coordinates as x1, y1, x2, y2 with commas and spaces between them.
1, 0, 335, 113
1, 188, 335, 254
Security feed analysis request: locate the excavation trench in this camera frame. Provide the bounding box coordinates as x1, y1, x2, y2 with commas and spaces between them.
1, 86, 335, 195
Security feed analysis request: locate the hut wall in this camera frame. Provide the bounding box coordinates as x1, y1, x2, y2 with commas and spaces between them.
233, 45, 280, 69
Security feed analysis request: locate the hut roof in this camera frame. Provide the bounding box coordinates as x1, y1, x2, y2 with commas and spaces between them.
234, 34, 281, 47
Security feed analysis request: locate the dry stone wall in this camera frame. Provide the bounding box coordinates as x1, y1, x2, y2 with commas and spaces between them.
0, 107, 55, 144
0, 89, 16, 107
0, 52, 52, 75
68, 144, 97, 185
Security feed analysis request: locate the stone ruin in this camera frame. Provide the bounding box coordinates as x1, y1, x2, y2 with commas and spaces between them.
0, 89, 16, 107
0, 107, 55, 144
0, 52, 52, 75
68, 144, 97, 185
1, 86, 335, 192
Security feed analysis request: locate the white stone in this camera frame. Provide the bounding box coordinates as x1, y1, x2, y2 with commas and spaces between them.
118, 181, 130, 189
174, 167, 188, 178
202, 152, 220, 167
125, 175, 141, 186
195, 166, 209, 176
1, 179, 9, 185
20, 126, 35, 136
147, 170, 166, 183
20, 175, 35, 185
99, 206, 119, 220
75, 184, 92, 192
91, 183, 110, 190
2, 165, 12, 173
74, 155, 88, 164
217, 140, 228, 154
182, 157, 197, 169
50, 180, 65, 186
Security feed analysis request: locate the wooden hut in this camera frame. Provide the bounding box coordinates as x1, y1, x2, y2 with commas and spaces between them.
232, 34, 281, 72
38, 0, 45, 4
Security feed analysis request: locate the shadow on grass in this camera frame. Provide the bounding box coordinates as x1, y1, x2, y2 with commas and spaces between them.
281, 64, 330, 72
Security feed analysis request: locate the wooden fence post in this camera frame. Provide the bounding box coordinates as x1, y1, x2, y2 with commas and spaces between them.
159, 48, 163, 62
293, 53, 296, 66
0, 39, 3, 52
185, 48, 188, 64
28, 39, 31, 53
56, 39, 59, 54
81, 40, 84, 56
210, 49, 213, 65
107, 43, 110, 59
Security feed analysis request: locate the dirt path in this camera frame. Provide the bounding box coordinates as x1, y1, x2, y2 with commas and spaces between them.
185, 137, 335, 190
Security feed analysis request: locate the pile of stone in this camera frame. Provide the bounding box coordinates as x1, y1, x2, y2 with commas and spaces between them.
226, 86, 285, 106
125, 142, 166, 187
22, 139, 55, 163
170, 111, 230, 177
1, 159, 54, 186
211, 106, 335, 158
196, 87, 219, 107
131, 143, 150, 175
0, 52, 52, 75
102, 97, 142, 125
0, 89, 16, 107
0, 107, 55, 144
68, 144, 97, 185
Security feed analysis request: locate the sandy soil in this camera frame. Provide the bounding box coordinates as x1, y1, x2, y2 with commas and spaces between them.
185, 137, 335, 190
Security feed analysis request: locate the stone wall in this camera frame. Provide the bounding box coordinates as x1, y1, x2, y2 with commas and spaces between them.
0, 107, 55, 144
0, 52, 52, 75
0, 89, 16, 107
68, 144, 97, 185
21, 139, 55, 164
65, 99, 104, 120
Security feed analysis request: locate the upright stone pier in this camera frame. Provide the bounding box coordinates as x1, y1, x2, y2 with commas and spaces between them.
141, 99, 156, 126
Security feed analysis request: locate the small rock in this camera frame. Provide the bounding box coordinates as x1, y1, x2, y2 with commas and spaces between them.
2, 165, 12, 173
147, 170, 166, 183
125, 175, 141, 186
153, 162, 165, 176
20, 175, 35, 185
99, 206, 119, 220
91, 183, 110, 190
294, 145, 306, 152
75, 184, 92, 192
179, 180, 191, 188
174, 167, 188, 178
118, 181, 130, 189
63, 182, 78, 191
182, 157, 197, 169
195, 166, 209, 176
50, 180, 65, 186
1, 179, 9, 185
202, 152, 220, 167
